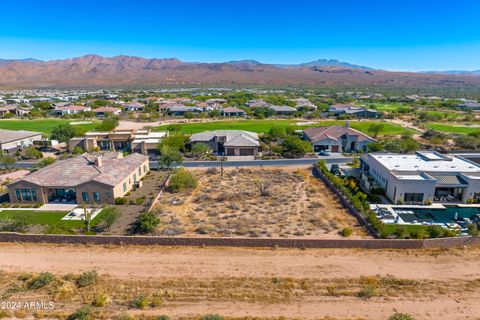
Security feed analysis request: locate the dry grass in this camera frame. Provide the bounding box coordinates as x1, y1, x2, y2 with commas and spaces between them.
0, 270, 478, 319
156, 168, 365, 238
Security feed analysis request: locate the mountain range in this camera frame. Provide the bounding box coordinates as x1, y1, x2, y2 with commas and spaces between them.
0, 54, 479, 89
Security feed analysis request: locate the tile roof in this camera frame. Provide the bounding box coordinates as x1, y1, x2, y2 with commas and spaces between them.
190, 130, 259, 147
94, 107, 121, 113
221, 107, 245, 113
0, 129, 42, 144
303, 126, 375, 143
269, 105, 297, 112
18, 152, 147, 187
54, 105, 88, 111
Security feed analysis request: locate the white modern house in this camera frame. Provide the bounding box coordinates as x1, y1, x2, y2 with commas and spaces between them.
360, 151, 480, 204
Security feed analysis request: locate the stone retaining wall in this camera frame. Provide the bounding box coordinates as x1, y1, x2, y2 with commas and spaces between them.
0, 232, 479, 249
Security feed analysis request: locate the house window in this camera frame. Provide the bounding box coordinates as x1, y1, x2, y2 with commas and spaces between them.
82, 192, 89, 202
133, 173, 137, 182
15, 189, 21, 201
404, 193, 424, 204
21, 189, 32, 201
123, 182, 127, 192
138, 167, 141, 175
93, 192, 100, 202
31, 189, 37, 201
106, 192, 111, 198
143, 165, 147, 172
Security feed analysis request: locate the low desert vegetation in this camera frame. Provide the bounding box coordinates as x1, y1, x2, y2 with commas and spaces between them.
0, 269, 473, 319
156, 167, 363, 238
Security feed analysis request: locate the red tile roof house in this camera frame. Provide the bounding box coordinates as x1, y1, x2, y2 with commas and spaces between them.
221, 107, 246, 117
8, 152, 149, 205
93, 106, 121, 117
51, 105, 91, 116
303, 123, 376, 153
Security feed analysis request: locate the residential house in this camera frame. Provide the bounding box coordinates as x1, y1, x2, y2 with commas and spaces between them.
221, 107, 246, 117
246, 99, 269, 108
328, 104, 378, 118
123, 102, 145, 112
189, 130, 260, 156
51, 105, 91, 116
0, 129, 43, 154
360, 151, 480, 204
291, 98, 317, 110
303, 123, 375, 153
69, 128, 167, 156
457, 101, 480, 110
168, 105, 203, 116
269, 105, 297, 115
8, 152, 149, 205
93, 107, 121, 117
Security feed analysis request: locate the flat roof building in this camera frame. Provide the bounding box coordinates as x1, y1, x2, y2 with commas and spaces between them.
360, 151, 480, 204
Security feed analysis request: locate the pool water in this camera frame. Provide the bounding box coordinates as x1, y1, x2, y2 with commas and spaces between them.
396, 206, 480, 224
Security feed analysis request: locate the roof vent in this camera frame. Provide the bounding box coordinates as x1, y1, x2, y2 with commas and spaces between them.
95, 156, 103, 167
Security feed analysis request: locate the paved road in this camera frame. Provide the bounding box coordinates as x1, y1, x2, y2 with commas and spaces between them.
11, 156, 352, 170
150, 156, 352, 169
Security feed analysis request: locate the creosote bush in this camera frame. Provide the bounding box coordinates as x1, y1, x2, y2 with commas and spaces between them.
169, 168, 198, 192
27, 272, 55, 289
76, 270, 98, 288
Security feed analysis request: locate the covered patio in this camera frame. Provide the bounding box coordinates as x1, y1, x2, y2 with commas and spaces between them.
47, 188, 77, 204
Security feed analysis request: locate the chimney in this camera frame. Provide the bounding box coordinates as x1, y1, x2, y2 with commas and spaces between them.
95, 156, 103, 167
345, 121, 350, 128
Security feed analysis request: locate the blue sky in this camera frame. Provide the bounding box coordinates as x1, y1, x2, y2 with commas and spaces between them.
0, 0, 479, 71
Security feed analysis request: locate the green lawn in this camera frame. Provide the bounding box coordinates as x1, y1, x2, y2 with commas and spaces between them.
367, 103, 408, 112
0, 119, 99, 135
0, 209, 107, 229
426, 123, 480, 135
155, 119, 413, 136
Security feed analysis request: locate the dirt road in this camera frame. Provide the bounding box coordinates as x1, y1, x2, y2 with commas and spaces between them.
1, 243, 480, 319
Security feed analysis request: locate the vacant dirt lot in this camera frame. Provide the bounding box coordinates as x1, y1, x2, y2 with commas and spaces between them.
1, 243, 480, 320
156, 168, 365, 238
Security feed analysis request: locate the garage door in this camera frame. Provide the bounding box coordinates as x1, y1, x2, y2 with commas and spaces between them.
240, 148, 254, 156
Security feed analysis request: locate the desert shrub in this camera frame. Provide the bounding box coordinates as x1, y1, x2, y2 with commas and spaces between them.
115, 197, 128, 205
67, 305, 92, 320
206, 167, 218, 175
426, 225, 445, 238
131, 294, 150, 309
133, 211, 160, 234
92, 293, 109, 307
157, 315, 170, 320
97, 207, 120, 230
27, 272, 55, 289
468, 223, 479, 236
356, 285, 376, 299
76, 270, 98, 288
340, 227, 353, 237
169, 168, 198, 192
113, 313, 133, 320
135, 197, 145, 205
202, 315, 224, 320
389, 312, 416, 320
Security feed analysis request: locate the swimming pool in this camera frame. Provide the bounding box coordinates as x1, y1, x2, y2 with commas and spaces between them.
395, 206, 480, 224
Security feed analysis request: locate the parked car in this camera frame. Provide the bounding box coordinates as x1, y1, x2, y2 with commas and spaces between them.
319, 150, 331, 156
